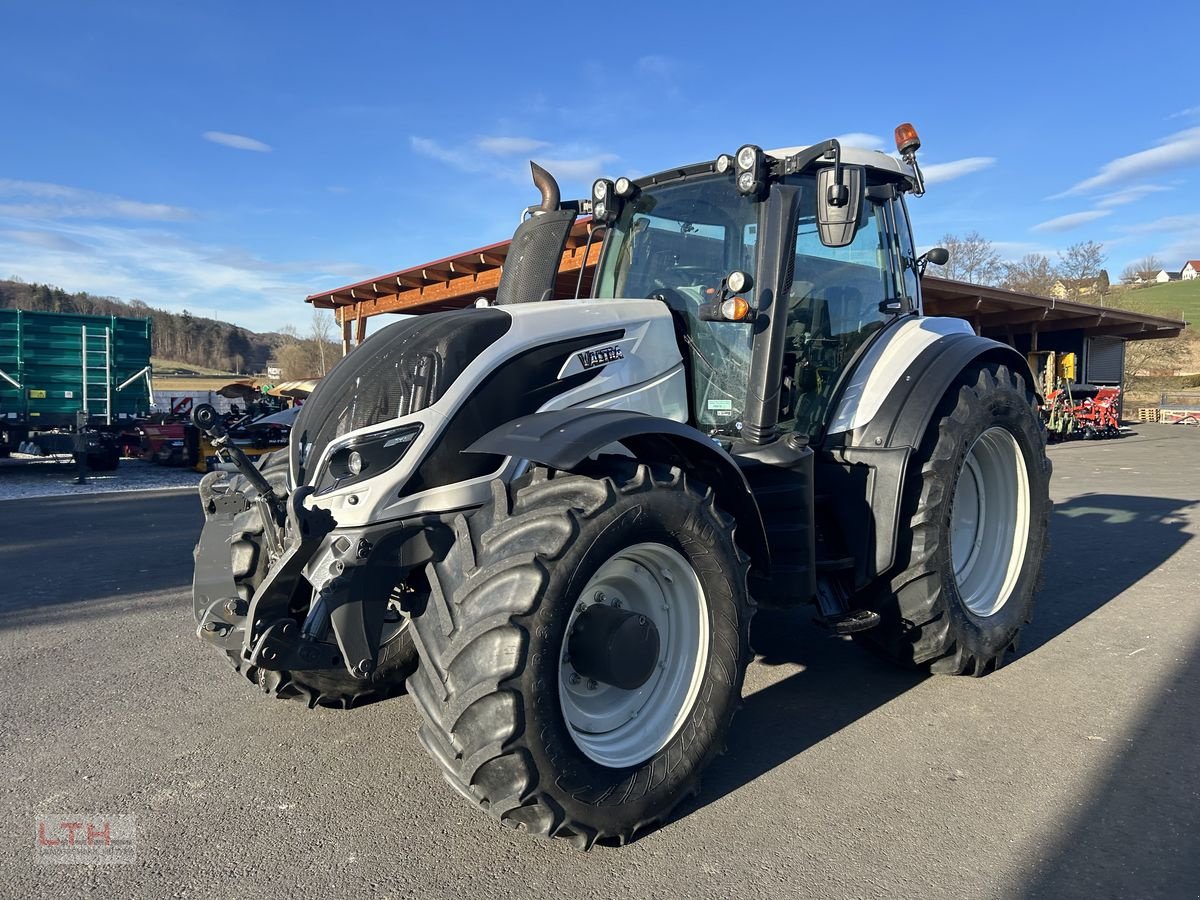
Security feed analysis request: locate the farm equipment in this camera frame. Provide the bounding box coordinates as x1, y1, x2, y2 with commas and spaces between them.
0, 309, 152, 467
190, 124, 1051, 847
1036, 352, 1125, 440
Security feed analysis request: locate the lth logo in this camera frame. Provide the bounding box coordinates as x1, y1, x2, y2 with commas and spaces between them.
37, 820, 112, 846
34, 815, 136, 865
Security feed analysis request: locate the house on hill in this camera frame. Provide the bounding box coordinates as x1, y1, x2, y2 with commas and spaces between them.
1182, 260, 1200, 281
1050, 273, 1110, 299
1156, 268, 1182, 283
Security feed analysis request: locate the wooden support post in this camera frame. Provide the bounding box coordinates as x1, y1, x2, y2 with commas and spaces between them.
1030, 322, 1039, 353
355, 310, 366, 346
341, 308, 352, 356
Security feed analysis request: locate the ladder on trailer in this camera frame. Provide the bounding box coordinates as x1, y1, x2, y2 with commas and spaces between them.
81, 325, 112, 424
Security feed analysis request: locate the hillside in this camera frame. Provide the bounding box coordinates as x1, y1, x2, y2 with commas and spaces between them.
1110, 279, 1200, 325
0, 279, 286, 373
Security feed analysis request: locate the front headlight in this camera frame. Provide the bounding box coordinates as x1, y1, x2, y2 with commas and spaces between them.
317, 424, 422, 493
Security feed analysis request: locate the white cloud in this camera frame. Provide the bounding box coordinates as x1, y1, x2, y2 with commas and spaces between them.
1053, 127, 1200, 197
921, 156, 997, 184
1168, 105, 1200, 119
833, 133, 886, 151
202, 131, 273, 153
1118, 213, 1200, 235
1095, 184, 1171, 207
475, 136, 550, 156
411, 136, 618, 185
0, 220, 362, 332
0, 179, 191, 221
1031, 209, 1113, 232
534, 154, 619, 182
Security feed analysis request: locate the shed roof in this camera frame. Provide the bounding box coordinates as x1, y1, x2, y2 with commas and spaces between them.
307, 233, 1185, 342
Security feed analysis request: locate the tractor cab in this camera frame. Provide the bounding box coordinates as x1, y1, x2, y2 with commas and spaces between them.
591, 132, 924, 443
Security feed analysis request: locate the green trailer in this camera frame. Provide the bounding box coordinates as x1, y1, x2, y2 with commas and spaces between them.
0, 309, 153, 464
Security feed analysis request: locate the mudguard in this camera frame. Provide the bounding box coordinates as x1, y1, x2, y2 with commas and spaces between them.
467, 408, 771, 570
822, 329, 1037, 587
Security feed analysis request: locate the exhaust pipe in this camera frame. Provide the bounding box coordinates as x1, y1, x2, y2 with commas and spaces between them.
495, 162, 576, 306
530, 161, 560, 213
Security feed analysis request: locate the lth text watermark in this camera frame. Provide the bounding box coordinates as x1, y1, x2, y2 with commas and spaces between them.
34, 815, 137, 865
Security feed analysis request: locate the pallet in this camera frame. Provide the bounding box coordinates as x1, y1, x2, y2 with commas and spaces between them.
1137, 407, 1160, 423
1159, 409, 1200, 425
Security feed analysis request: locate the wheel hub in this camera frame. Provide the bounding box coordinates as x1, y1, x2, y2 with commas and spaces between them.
567, 604, 661, 691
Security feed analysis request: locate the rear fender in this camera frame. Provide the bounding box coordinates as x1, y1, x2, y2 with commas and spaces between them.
467, 408, 771, 571
823, 328, 1037, 585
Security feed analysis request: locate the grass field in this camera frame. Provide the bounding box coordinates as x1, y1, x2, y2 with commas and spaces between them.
150, 357, 239, 376
1107, 279, 1200, 326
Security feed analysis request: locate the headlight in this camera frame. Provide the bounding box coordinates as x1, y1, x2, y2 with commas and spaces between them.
319, 424, 422, 493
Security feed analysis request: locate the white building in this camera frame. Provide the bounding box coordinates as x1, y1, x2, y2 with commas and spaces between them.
1182, 260, 1200, 281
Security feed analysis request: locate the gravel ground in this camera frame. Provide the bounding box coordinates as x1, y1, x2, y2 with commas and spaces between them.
0, 454, 203, 501
1, 426, 1198, 898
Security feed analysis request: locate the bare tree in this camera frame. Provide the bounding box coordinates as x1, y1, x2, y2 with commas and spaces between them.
933, 232, 1003, 285
1002, 253, 1059, 296
310, 310, 336, 377
1058, 240, 1107, 300
1120, 254, 1165, 285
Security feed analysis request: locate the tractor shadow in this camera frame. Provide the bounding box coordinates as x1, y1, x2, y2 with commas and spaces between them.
672, 492, 1196, 827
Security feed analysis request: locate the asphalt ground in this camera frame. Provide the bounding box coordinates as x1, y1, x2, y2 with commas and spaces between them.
1, 424, 1198, 899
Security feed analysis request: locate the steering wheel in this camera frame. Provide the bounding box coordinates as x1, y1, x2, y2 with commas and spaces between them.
652, 266, 725, 294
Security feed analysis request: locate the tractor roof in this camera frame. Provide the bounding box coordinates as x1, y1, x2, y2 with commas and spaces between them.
766, 145, 914, 179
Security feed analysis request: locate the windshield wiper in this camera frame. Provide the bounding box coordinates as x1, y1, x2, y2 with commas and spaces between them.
681, 332, 718, 374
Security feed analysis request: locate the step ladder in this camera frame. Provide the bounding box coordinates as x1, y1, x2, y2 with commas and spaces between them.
81, 325, 112, 424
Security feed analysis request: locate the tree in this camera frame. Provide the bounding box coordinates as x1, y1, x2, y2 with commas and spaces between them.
1120, 255, 1164, 285
933, 231, 1003, 285
1002, 253, 1059, 297
309, 310, 336, 377
1058, 240, 1107, 300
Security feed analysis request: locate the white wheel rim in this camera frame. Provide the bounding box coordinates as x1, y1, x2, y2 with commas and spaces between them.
949, 426, 1031, 617
558, 542, 709, 768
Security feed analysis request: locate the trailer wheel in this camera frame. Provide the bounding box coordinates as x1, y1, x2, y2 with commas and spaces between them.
227, 450, 417, 708
408, 463, 752, 848
859, 364, 1051, 675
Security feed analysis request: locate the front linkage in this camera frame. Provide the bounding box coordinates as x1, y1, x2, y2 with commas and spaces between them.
190, 405, 415, 702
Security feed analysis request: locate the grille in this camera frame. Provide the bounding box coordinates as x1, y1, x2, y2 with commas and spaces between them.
292, 308, 511, 484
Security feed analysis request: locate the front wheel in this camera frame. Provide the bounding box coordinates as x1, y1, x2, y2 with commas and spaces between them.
859, 363, 1052, 675
407, 463, 753, 848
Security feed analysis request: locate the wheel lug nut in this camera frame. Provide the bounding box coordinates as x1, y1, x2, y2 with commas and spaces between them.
587, 679, 598, 690
569, 673, 580, 685
594, 591, 606, 603
611, 598, 622, 608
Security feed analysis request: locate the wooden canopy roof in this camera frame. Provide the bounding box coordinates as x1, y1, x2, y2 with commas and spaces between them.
307, 228, 1185, 345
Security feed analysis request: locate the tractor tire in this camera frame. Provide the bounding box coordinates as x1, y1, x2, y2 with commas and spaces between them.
408, 463, 752, 848
226, 450, 417, 708
858, 363, 1051, 676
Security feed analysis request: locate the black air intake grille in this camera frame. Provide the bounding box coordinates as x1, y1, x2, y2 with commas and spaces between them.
292, 308, 511, 484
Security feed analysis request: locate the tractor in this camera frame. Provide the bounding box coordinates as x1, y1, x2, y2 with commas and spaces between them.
191, 124, 1051, 848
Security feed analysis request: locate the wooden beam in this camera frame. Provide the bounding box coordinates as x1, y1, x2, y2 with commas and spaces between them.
341, 311, 352, 356
396, 274, 426, 289
479, 251, 507, 266
355, 311, 367, 344
977, 308, 1054, 328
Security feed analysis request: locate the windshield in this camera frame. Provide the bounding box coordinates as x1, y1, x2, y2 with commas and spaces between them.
594, 176, 760, 434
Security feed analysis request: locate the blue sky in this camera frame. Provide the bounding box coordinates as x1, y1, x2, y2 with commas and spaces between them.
1, 1, 1198, 333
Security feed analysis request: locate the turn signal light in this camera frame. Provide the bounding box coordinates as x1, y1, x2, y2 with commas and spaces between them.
721, 296, 751, 321
894, 123, 920, 155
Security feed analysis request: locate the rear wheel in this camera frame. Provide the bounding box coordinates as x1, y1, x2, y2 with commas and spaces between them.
859, 364, 1051, 675
408, 463, 752, 848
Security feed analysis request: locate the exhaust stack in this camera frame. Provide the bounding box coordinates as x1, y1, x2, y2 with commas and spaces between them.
495, 162, 576, 306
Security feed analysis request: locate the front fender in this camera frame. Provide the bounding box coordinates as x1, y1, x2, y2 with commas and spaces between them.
467, 408, 771, 571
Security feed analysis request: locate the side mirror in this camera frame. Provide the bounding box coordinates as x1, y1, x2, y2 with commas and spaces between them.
917, 247, 950, 276
817, 165, 864, 247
